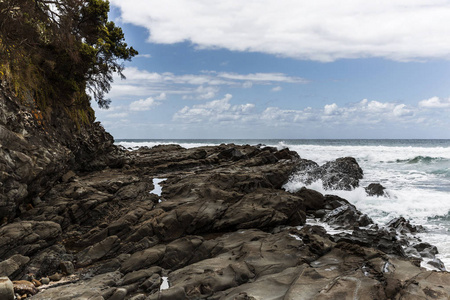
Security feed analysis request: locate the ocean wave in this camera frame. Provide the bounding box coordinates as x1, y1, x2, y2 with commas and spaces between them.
395, 156, 448, 164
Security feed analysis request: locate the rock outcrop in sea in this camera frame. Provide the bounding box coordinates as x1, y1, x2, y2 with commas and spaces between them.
1, 84, 450, 299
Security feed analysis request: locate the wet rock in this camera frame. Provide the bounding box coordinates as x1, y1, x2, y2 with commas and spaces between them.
427, 258, 446, 271
387, 216, 425, 234
0, 277, 14, 300
292, 157, 363, 190
321, 195, 373, 229
293, 187, 325, 211
365, 183, 386, 196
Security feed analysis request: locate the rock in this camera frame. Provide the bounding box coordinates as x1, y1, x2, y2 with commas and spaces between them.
61, 170, 76, 183
120, 266, 162, 286
0, 254, 30, 278
292, 157, 363, 190
321, 195, 373, 229
60, 261, 75, 275
427, 258, 446, 271
128, 294, 146, 300
109, 287, 127, 300
139, 273, 162, 292
147, 286, 187, 300
387, 217, 425, 234
12, 280, 38, 296
41, 277, 50, 284
293, 187, 325, 211
76, 236, 121, 267
0, 221, 62, 258
365, 183, 386, 196
30, 271, 122, 300
49, 272, 63, 281
0, 277, 14, 300
320, 157, 364, 190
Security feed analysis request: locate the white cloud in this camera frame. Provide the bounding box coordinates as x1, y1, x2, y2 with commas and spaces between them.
418, 96, 450, 108
324, 103, 339, 115
109, 67, 307, 100
136, 54, 152, 58
111, 0, 450, 62
217, 72, 308, 83
155, 92, 167, 100
174, 94, 256, 123
105, 112, 129, 118
271, 86, 282, 92
129, 97, 160, 111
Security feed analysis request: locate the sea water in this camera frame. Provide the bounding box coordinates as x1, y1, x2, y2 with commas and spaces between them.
116, 139, 450, 267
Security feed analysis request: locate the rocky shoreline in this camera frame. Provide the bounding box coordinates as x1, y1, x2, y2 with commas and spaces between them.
2, 86, 450, 299
0, 140, 449, 299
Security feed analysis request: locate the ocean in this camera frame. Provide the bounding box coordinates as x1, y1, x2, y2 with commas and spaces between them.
116, 139, 450, 268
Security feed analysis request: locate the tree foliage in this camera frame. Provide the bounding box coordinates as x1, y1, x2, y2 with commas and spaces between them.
0, 0, 137, 108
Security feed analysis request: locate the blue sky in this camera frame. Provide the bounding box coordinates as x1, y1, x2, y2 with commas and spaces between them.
95, 0, 450, 139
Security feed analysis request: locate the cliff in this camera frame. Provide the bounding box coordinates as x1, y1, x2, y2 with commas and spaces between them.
0, 82, 124, 222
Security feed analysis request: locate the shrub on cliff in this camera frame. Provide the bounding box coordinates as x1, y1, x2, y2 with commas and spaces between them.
0, 0, 137, 109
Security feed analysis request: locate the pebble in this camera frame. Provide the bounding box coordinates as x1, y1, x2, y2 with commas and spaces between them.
49, 273, 63, 281
41, 277, 50, 285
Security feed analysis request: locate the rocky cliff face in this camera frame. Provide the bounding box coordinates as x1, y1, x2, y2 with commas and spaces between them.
1, 82, 450, 299
0, 83, 124, 222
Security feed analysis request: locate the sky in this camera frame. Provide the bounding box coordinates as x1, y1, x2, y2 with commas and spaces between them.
95, 0, 450, 139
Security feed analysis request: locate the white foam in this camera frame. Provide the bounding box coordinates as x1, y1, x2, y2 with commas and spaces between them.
150, 178, 166, 199
160, 276, 169, 290
303, 219, 353, 235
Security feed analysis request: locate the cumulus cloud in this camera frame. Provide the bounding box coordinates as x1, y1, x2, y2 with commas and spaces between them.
324, 103, 339, 115
174, 94, 256, 123
418, 96, 450, 108
129, 97, 160, 111
111, 0, 450, 62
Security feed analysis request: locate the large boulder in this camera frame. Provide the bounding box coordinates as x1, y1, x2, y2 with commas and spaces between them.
291, 157, 363, 190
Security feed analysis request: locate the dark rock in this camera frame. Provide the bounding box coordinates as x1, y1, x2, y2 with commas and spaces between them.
427, 258, 446, 271
60, 261, 75, 275
0, 221, 61, 258
76, 236, 121, 267
365, 183, 386, 196
321, 195, 373, 229
387, 217, 425, 234
294, 187, 325, 211
292, 157, 363, 190
139, 273, 162, 292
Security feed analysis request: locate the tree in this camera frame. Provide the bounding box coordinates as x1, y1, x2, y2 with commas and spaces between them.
0, 0, 137, 108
